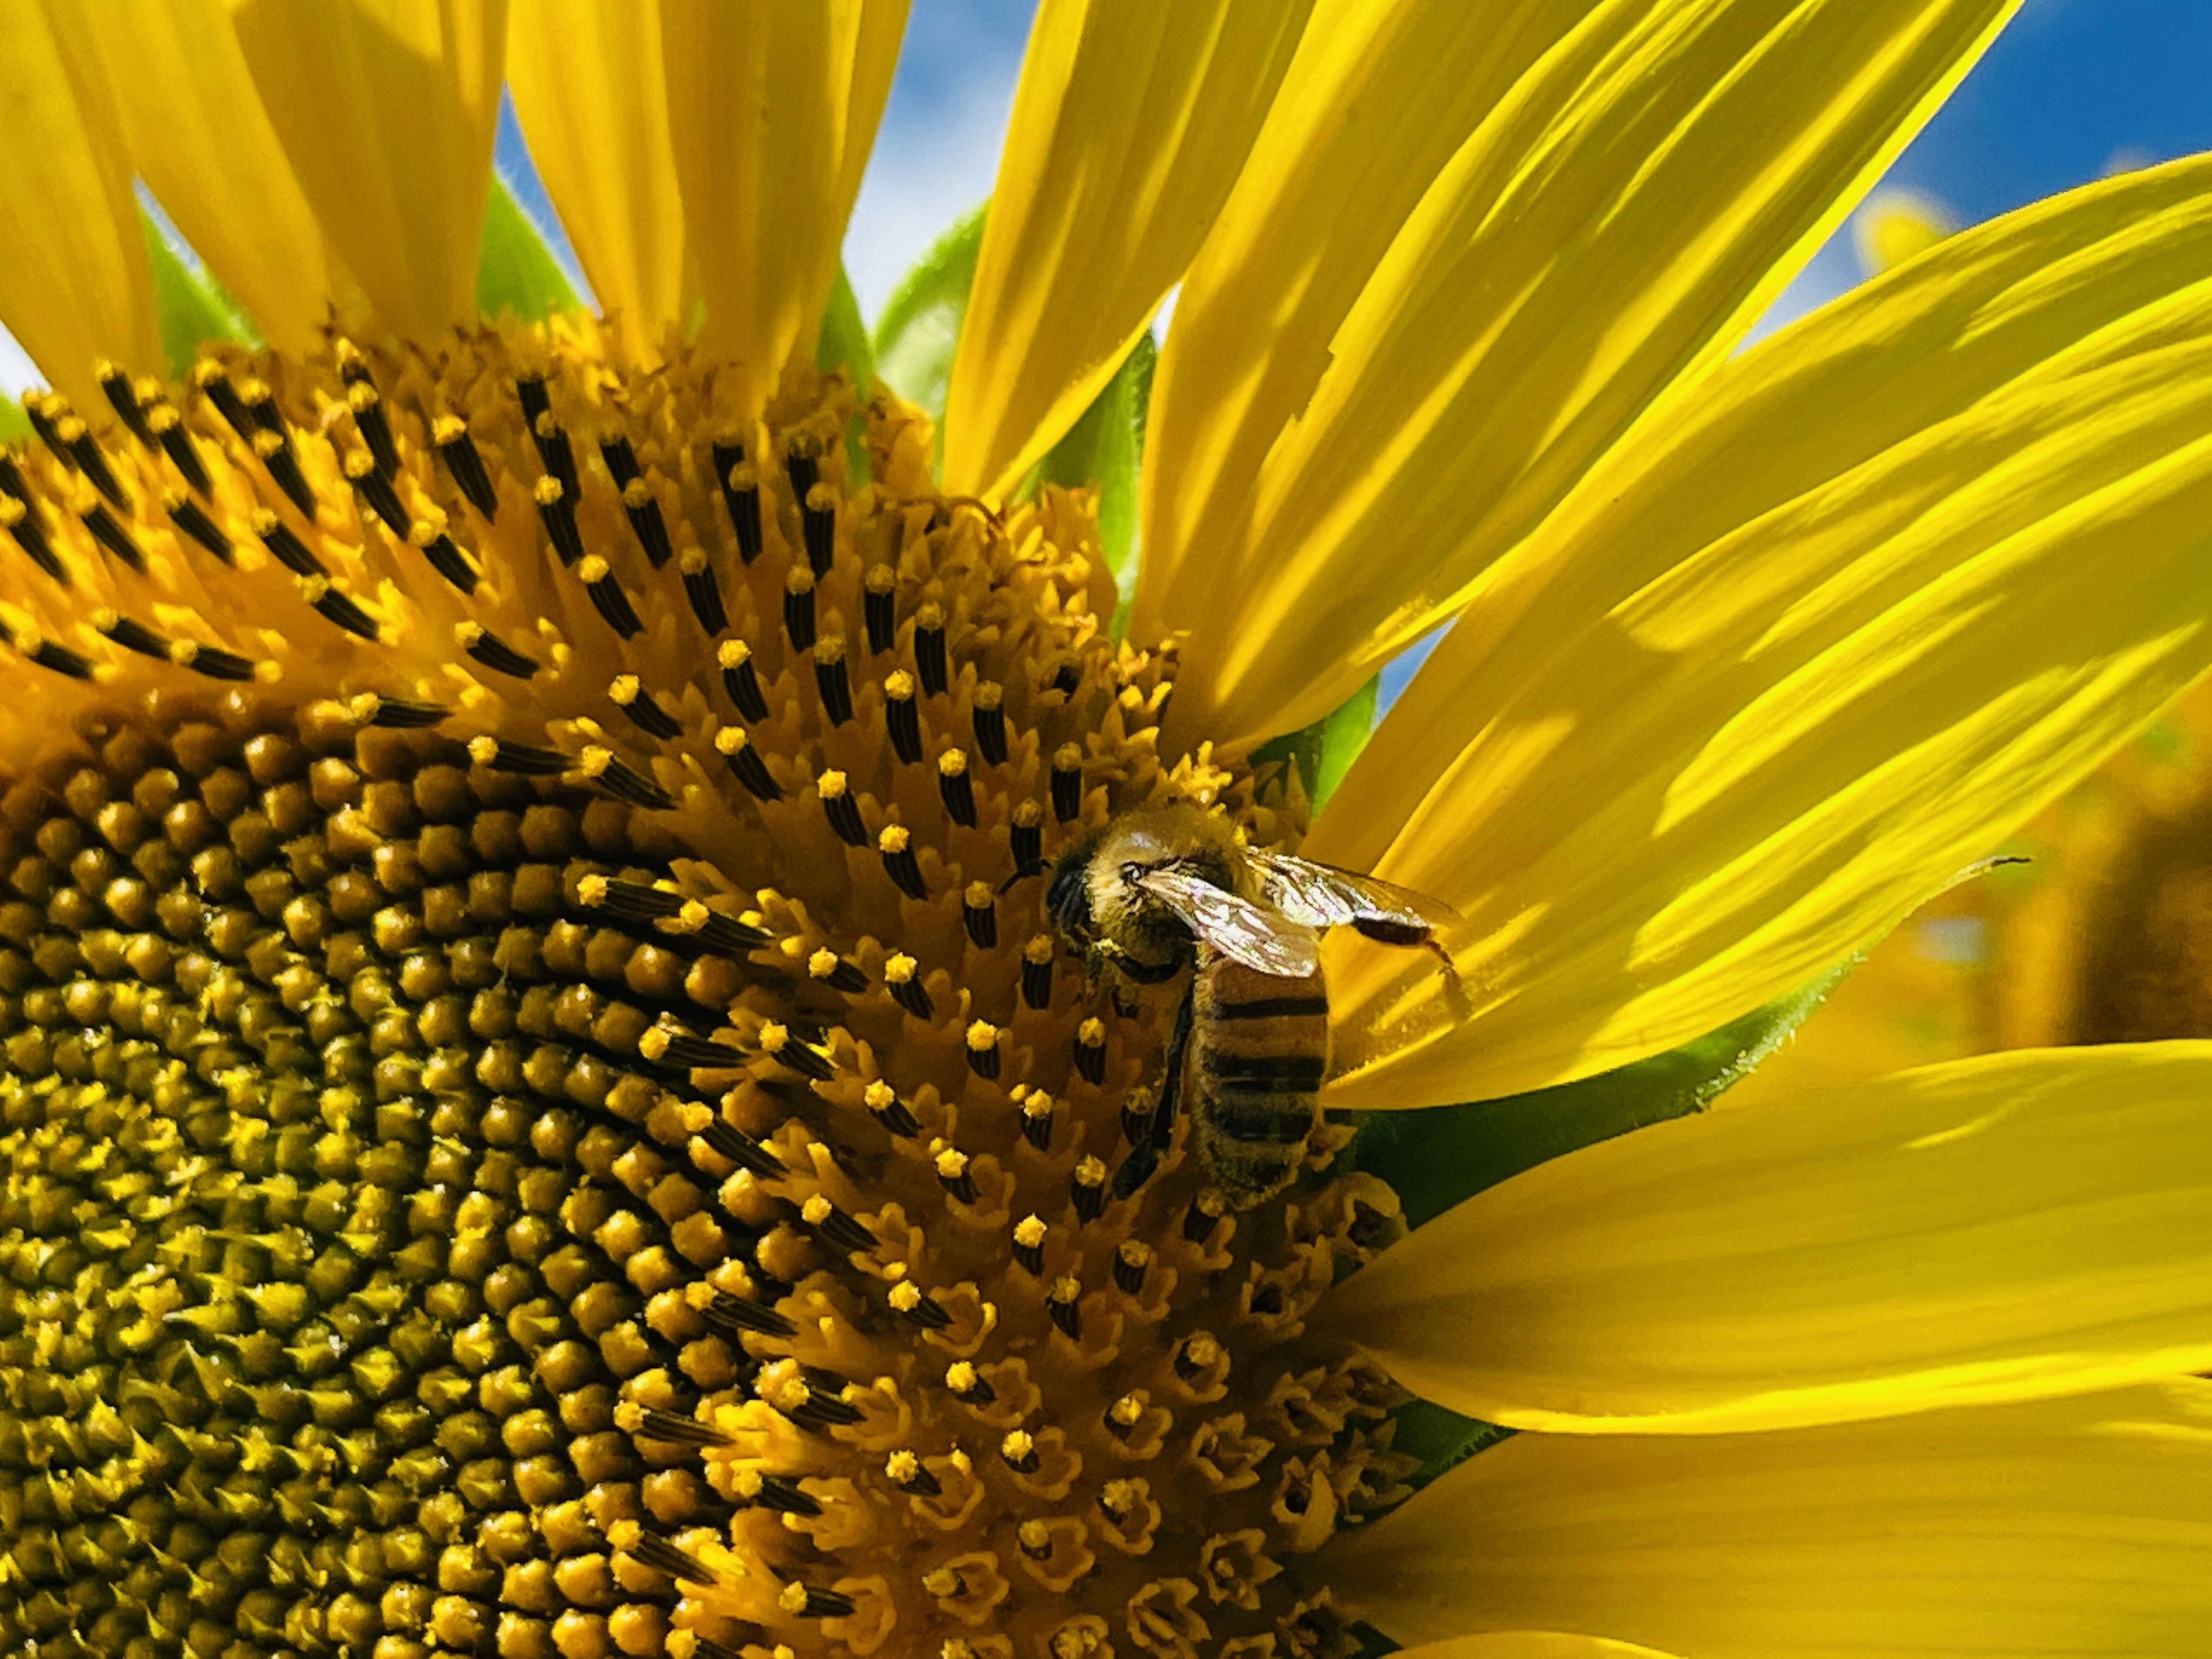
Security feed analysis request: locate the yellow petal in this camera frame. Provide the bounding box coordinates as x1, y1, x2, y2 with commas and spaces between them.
1325, 1043, 2212, 1434
231, 0, 506, 341
1333, 1383, 2212, 1659
506, 0, 688, 364
660, 0, 907, 418
52, 0, 339, 356
0, 0, 161, 410
1320, 154, 2212, 1108
1137, 0, 2017, 745
940, 0, 1312, 500
1399, 1641, 1680, 1659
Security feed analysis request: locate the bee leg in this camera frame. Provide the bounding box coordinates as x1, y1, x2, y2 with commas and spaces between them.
1420, 938, 1471, 1020
1112, 979, 1194, 1200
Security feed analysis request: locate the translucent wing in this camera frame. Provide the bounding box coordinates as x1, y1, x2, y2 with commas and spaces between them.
1133, 867, 1320, 978
1247, 850, 1461, 938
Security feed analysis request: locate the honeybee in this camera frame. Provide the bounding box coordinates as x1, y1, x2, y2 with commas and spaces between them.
1046, 804, 1460, 1208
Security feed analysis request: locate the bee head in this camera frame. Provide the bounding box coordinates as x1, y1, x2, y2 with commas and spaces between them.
1045, 828, 1103, 950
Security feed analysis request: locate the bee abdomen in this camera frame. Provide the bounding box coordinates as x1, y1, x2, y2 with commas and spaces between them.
1199, 1050, 1328, 1096
1192, 958, 1330, 1207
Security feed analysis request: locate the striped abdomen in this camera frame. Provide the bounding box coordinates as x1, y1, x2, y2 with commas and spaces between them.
1190, 953, 1330, 1209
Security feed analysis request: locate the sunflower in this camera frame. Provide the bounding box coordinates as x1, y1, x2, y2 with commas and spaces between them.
2, 3, 2211, 1657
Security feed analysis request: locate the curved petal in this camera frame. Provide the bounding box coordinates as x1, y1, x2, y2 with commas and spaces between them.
1332, 1384, 2212, 1659
661, 0, 907, 418
231, 0, 505, 342
940, 0, 1311, 500
1399, 1641, 1680, 1659
1320, 154, 2212, 1107
1324, 1043, 2212, 1434
506, 0, 688, 363
53, 0, 339, 357
0, 0, 161, 410
1137, 0, 2017, 746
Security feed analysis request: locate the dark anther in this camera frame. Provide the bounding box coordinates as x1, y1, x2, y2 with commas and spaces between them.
866, 1082, 921, 1136
94, 612, 169, 660
1249, 1283, 1286, 1317
611, 675, 681, 740
363, 698, 449, 728
306, 581, 380, 641
1071, 1158, 1107, 1224
532, 411, 578, 495
1052, 661, 1081, 696
716, 728, 782, 801
1009, 800, 1044, 880
818, 774, 866, 846
585, 749, 676, 810
1173, 1336, 1221, 1383
863, 563, 896, 653
81, 503, 145, 571
1019, 1092, 1054, 1152
879, 827, 926, 899
1074, 1020, 1108, 1086
472, 737, 569, 776
810, 952, 869, 995
685, 906, 771, 954
936, 1149, 980, 1204
719, 459, 763, 564
886, 1455, 941, 1497
347, 451, 410, 536
1113, 1241, 1150, 1296
646, 1023, 749, 1070
914, 603, 948, 696
696, 1290, 797, 1340
600, 431, 642, 488
892, 1283, 953, 1330
1, 502, 63, 582
515, 374, 551, 428
194, 365, 253, 440
948, 1365, 998, 1406
170, 643, 251, 681
434, 417, 499, 518
625, 1531, 715, 1585
698, 1116, 785, 1178
783, 566, 817, 653
24, 398, 69, 464
579, 556, 643, 639
1184, 1190, 1228, 1242
459, 622, 539, 679
937, 750, 976, 827
884, 672, 922, 762
785, 441, 819, 506
252, 431, 316, 514
1047, 1282, 1082, 1340
1051, 744, 1084, 823
24, 638, 91, 679
240, 381, 284, 435
1120, 1088, 1156, 1146
801, 481, 836, 575
787, 1585, 853, 1619
718, 640, 768, 722
0, 450, 30, 501
965, 1024, 1001, 1081
757, 1025, 835, 1081
98, 365, 150, 443
164, 491, 232, 563
631, 1409, 732, 1450
535, 477, 586, 566
681, 546, 728, 635
620, 476, 673, 567
962, 882, 997, 949
409, 522, 479, 593
747, 1476, 825, 1519
972, 682, 1008, 764
67, 433, 128, 511
794, 1195, 877, 1255
347, 383, 400, 475
885, 961, 933, 1021
1021, 935, 1054, 1010
579, 876, 685, 920
149, 411, 212, 497
253, 510, 326, 577
814, 641, 853, 726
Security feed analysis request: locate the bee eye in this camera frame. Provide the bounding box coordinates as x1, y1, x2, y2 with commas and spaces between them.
1120, 862, 1147, 885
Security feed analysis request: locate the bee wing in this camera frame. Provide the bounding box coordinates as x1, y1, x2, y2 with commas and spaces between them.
1132, 868, 1321, 978
1247, 850, 1462, 935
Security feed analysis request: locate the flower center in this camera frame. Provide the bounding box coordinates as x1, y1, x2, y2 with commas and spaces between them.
0, 334, 1413, 1658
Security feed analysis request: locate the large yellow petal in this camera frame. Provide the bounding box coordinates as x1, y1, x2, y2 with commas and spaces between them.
506, 0, 688, 364
939, 0, 1312, 500
53, 0, 338, 357
1332, 1383, 2212, 1658
661, 0, 906, 418
1319, 154, 2212, 1108
1324, 1043, 2212, 1434
1399, 1641, 1680, 1659
1136, 0, 2017, 745
0, 0, 161, 411
231, 0, 506, 342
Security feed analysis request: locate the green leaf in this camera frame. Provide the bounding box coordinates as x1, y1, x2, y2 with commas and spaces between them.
872, 202, 986, 434
1252, 676, 1379, 813
141, 206, 255, 376
1037, 330, 1155, 633
1342, 961, 1855, 1230
815, 265, 876, 483
476, 173, 581, 324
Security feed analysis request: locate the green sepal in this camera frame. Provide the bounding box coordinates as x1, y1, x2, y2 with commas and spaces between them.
813, 265, 876, 482
1036, 331, 1154, 635
1252, 676, 1378, 815
872, 202, 987, 438
475, 173, 581, 324
1391, 1396, 1516, 1491
1343, 960, 1855, 1231
0, 399, 31, 445
142, 206, 255, 376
